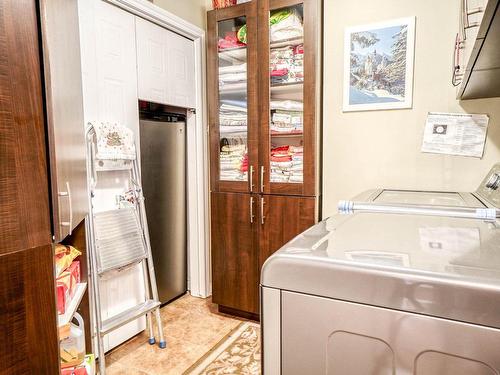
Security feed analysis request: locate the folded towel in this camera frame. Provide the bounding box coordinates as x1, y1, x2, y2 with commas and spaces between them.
92, 122, 136, 160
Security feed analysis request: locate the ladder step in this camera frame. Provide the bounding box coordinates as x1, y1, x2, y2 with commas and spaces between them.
93, 208, 148, 274
100, 300, 161, 335
97, 256, 147, 275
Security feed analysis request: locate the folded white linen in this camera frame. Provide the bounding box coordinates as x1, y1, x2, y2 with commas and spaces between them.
92, 121, 136, 160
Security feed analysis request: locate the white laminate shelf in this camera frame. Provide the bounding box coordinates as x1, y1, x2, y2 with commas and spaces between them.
58, 282, 87, 327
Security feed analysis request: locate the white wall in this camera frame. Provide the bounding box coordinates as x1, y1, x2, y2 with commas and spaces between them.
322, 0, 500, 217
153, 0, 209, 28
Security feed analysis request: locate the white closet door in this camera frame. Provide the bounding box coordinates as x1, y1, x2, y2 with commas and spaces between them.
78, 0, 145, 353
136, 17, 169, 105
136, 16, 196, 108
166, 31, 196, 108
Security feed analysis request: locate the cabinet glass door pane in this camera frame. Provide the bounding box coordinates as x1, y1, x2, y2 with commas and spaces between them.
268, 4, 304, 185
218, 17, 249, 182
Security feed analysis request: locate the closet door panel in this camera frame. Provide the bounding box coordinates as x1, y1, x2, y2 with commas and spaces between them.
78, 0, 145, 352
211, 192, 259, 314
136, 17, 169, 105
166, 31, 196, 108
78, 0, 140, 144
95, 2, 140, 139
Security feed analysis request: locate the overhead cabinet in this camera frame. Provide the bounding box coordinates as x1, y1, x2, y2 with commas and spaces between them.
136, 17, 197, 108
208, 0, 322, 316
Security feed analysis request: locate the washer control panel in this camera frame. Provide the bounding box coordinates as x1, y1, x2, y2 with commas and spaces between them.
477, 164, 500, 208
486, 173, 500, 190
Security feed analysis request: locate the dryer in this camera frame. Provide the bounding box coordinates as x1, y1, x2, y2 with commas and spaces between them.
261, 164, 500, 375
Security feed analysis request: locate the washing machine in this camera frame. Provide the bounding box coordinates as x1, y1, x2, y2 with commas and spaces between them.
261, 164, 500, 375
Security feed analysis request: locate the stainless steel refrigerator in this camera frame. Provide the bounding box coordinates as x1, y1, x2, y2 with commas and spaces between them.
140, 115, 187, 304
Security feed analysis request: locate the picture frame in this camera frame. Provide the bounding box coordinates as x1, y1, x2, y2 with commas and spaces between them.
343, 17, 416, 112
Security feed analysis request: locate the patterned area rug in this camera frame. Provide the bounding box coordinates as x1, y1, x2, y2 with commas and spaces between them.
185, 322, 261, 375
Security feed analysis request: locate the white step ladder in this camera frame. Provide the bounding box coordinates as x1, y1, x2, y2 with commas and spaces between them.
86, 124, 166, 375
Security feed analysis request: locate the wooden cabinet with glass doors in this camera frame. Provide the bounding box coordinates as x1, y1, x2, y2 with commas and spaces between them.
208, 0, 321, 317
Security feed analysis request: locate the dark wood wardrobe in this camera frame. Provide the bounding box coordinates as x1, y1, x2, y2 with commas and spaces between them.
208, 0, 322, 318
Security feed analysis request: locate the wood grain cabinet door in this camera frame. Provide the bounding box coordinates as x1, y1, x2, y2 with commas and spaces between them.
207, 2, 259, 194
257, 0, 321, 197
211, 192, 259, 314
259, 194, 316, 270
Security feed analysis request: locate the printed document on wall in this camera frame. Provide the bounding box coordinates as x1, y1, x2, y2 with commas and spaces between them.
421, 112, 489, 158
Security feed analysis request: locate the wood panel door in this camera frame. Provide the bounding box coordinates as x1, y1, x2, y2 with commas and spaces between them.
257, 0, 321, 197
259, 194, 316, 270
211, 192, 259, 315
208, 2, 259, 194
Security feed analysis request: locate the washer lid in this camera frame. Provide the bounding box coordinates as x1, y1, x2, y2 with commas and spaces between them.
372, 190, 482, 207
261, 213, 500, 329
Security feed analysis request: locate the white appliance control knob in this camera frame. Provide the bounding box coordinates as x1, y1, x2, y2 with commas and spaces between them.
486, 173, 500, 190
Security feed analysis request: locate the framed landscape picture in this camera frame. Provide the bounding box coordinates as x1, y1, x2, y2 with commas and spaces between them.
343, 17, 416, 112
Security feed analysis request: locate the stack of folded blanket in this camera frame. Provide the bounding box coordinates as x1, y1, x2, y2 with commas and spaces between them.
270, 100, 303, 134
219, 63, 247, 91
270, 44, 304, 85
269, 9, 303, 42
236, 8, 303, 45
220, 142, 248, 181
270, 145, 303, 183
219, 100, 247, 134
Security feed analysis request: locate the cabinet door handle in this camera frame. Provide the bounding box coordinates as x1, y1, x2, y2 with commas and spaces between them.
260, 166, 265, 193
250, 196, 255, 223
249, 165, 254, 192
58, 181, 73, 235
260, 196, 265, 225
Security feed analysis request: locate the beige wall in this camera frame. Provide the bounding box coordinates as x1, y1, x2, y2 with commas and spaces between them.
153, 0, 209, 28
322, 0, 500, 217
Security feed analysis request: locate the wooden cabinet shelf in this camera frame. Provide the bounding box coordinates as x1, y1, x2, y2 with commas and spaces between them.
208, 0, 321, 317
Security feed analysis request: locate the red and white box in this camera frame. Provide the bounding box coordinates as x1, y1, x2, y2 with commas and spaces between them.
56, 261, 81, 314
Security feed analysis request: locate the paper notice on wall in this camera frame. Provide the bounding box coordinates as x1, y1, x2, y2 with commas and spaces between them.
421, 112, 489, 158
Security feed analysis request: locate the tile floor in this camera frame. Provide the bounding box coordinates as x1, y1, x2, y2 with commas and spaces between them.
105, 294, 248, 375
